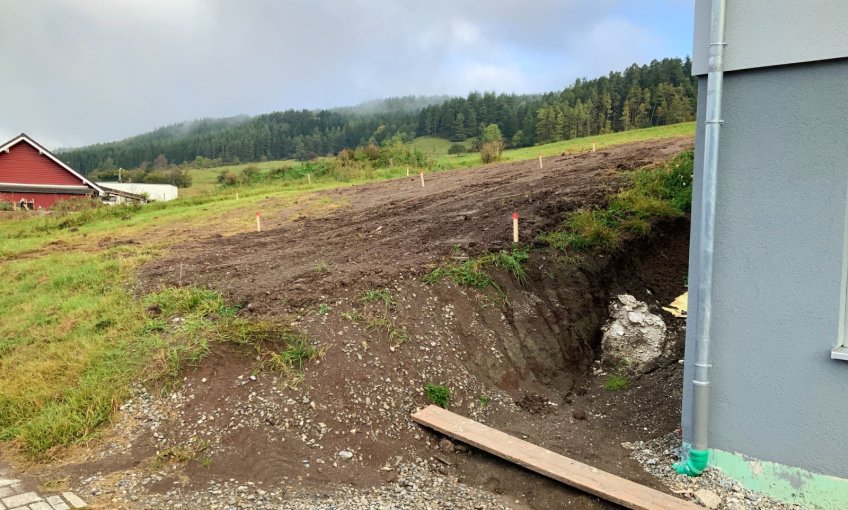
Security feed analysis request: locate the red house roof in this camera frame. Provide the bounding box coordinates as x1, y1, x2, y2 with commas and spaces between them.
0, 133, 104, 196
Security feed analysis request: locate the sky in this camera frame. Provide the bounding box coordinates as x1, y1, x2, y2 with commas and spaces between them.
0, 0, 695, 149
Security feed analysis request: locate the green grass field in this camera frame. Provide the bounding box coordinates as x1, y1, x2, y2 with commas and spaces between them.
408, 136, 474, 158
432, 122, 695, 169
185, 159, 296, 197
0, 122, 694, 458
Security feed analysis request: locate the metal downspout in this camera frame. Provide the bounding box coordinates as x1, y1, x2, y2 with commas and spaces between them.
674, 0, 726, 477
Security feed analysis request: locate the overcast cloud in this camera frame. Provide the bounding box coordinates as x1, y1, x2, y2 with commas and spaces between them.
0, 0, 694, 148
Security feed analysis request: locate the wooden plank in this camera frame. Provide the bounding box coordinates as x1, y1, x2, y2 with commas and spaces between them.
412, 405, 701, 510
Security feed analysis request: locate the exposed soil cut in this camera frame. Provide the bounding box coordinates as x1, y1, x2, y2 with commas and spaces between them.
39, 138, 693, 509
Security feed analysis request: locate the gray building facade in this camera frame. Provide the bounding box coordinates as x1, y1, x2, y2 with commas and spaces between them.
683, 2, 848, 508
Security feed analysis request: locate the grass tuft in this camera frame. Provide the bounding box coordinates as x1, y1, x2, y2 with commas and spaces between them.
603, 374, 630, 391
425, 245, 529, 292
424, 384, 452, 408
361, 288, 395, 309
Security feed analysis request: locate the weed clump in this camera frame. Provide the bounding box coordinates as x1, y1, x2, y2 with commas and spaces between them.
266, 337, 318, 372
603, 360, 631, 391
424, 384, 452, 408
425, 246, 529, 292
347, 288, 407, 346
361, 288, 395, 309
603, 374, 630, 391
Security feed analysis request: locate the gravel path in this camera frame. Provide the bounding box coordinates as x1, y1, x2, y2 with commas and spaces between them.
624, 434, 808, 510
80, 460, 512, 509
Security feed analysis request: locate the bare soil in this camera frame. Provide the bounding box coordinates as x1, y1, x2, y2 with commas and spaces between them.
38, 138, 693, 508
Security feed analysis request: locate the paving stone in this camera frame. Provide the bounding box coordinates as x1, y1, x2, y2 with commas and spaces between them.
45, 496, 68, 510
0, 481, 18, 489
1, 494, 41, 509
60, 494, 85, 509
28, 502, 52, 510
0, 486, 13, 498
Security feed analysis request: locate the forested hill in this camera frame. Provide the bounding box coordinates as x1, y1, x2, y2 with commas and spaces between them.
59, 96, 446, 174
60, 58, 695, 174
417, 57, 696, 145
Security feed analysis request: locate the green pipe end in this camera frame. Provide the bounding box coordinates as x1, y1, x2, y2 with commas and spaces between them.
673, 448, 709, 476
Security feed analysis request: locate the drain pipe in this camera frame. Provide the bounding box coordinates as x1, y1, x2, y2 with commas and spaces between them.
674, 0, 727, 477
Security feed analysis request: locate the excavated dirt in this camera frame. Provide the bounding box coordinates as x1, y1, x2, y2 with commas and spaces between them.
49, 138, 693, 509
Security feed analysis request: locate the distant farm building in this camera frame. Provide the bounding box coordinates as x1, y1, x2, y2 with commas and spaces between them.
96, 182, 178, 203
0, 133, 104, 209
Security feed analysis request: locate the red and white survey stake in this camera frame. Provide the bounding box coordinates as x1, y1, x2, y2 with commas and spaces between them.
512, 212, 519, 243
256, 211, 262, 232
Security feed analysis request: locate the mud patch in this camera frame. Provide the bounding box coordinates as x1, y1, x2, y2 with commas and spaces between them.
514, 393, 556, 415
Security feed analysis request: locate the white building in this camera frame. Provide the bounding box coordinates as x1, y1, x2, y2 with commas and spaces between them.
96, 182, 178, 202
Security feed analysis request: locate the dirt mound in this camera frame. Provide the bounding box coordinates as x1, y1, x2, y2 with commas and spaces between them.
141, 137, 691, 313
63, 138, 693, 509
514, 393, 556, 415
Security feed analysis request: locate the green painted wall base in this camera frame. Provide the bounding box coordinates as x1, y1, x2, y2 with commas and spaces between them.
711, 449, 848, 510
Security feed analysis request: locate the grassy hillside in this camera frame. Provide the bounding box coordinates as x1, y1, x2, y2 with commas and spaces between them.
0, 122, 694, 458
432, 122, 695, 170
182, 122, 695, 197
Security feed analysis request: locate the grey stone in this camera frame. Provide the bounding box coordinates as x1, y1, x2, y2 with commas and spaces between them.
60, 494, 86, 509
1, 493, 41, 509
45, 496, 69, 510
28, 502, 52, 510
694, 488, 722, 509
601, 295, 666, 374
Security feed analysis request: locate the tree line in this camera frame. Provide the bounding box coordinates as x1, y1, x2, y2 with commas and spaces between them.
417, 57, 696, 145
59, 58, 696, 175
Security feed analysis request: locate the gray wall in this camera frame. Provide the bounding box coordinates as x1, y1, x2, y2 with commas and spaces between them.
682, 58, 848, 478
692, 0, 848, 75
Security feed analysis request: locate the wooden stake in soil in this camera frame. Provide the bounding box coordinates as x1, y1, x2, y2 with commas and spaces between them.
512, 212, 519, 243
539, 154, 543, 169
420, 171, 425, 188
592, 142, 596, 152
307, 174, 312, 185
178, 263, 183, 287
236, 192, 239, 200
256, 211, 262, 232
406, 167, 410, 177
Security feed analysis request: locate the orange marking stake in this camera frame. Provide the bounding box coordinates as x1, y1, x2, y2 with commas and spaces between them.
256, 211, 261, 232
420, 171, 425, 188
539, 154, 543, 169
513, 212, 519, 243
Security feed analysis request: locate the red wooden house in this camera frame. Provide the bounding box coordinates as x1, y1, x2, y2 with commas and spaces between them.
0, 133, 103, 210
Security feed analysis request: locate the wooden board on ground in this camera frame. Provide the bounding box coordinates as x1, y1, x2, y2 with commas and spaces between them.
411, 405, 701, 510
